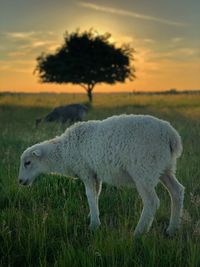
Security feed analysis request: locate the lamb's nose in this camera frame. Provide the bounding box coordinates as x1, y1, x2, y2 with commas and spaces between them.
18, 178, 23, 184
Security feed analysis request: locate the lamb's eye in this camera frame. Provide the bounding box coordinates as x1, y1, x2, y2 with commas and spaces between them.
24, 161, 31, 167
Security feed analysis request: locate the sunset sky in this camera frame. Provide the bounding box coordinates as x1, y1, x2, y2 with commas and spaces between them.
0, 0, 199, 93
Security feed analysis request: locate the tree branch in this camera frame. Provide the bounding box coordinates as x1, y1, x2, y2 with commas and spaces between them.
79, 84, 88, 91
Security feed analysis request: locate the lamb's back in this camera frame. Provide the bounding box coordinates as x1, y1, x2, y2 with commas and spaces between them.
73, 115, 170, 167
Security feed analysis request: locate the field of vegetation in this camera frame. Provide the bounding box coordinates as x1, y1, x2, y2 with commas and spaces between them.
0, 92, 200, 267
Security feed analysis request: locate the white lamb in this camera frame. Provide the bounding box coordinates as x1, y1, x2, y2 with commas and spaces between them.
18, 114, 184, 237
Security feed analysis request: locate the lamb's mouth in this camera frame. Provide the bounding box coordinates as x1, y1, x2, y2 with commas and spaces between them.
19, 178, 31, 186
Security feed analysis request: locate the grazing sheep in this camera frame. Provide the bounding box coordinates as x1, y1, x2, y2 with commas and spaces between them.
35, 103, 88, 127
19, 114, 184, 237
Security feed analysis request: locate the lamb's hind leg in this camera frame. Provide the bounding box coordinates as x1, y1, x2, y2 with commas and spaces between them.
160, 171, 184, 236
84, 177, 102, 230
134, 181, 160, 237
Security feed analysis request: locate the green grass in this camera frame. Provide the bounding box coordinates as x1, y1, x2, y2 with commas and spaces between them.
0, 93, 200, 267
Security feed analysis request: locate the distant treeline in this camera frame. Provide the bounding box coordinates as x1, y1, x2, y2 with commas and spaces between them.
131, 89, 200, 95
0, 89, 200, 96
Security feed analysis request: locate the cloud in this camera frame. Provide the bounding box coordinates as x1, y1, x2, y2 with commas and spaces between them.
0, 59, 34, 73
171, 37, 184, 43
143, 39, 155, 44
5, 31, 37, 40
4, 31, 55, 41
1, 31, 60, 58
144, 47, 199, 63
79, 2, 185, 26
0, 31, 61, 74
3, 31, 59, 48
178, 48, 198, 56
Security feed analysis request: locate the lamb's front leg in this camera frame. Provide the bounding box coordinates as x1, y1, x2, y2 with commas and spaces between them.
84, 178, 102, 230
134, 182, 160, 237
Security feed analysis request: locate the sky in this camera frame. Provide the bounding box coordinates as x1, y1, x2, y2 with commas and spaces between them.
0, 0, 200, 93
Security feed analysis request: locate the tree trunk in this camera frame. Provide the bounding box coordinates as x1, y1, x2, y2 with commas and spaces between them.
87, 88, 93, 103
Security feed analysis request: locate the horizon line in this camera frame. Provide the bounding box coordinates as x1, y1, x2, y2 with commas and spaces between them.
1, 89, 200, 95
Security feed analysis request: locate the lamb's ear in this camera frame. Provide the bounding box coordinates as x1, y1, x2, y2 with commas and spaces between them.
32, 148, 42, 157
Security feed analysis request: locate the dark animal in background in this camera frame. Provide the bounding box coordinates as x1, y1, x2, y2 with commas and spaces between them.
35, 104, 88, 127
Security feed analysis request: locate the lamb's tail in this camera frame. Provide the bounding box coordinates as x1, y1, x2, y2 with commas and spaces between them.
168, 126, 183, 159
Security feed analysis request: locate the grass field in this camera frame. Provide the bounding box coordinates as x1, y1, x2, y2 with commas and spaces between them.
0, 93, 200, 267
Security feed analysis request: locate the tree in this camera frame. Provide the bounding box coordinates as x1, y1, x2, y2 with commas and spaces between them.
35, 30, 136, 102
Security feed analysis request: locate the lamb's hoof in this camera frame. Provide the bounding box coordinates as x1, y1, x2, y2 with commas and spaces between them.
89, 222, 101, 231
165, 227, 176, 237
133, 230, 143, 239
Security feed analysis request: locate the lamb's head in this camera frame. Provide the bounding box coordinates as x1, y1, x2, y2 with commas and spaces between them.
18, 145, 46, 186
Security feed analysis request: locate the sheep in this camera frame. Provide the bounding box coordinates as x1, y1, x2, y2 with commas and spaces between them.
18, 114, 184, 237
35, 103, 88, 127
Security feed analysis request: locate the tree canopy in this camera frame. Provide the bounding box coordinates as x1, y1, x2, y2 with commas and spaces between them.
35, 30, 136, 102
